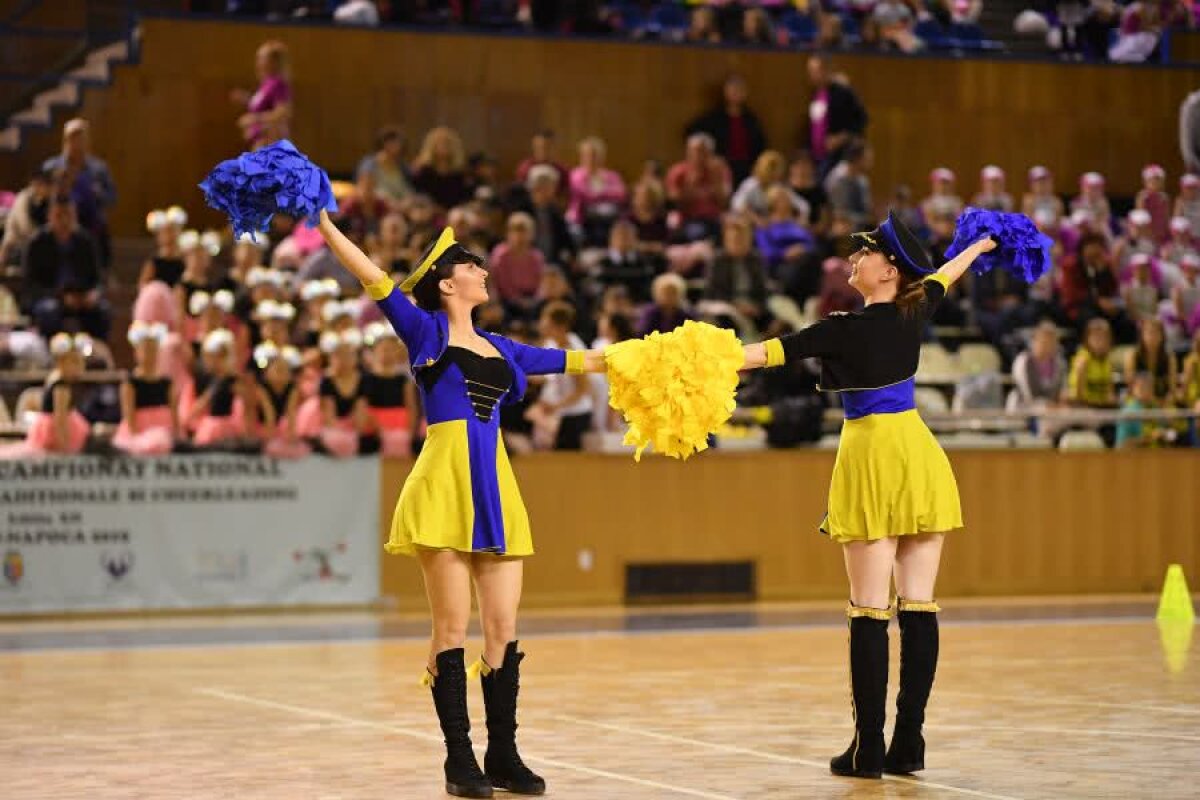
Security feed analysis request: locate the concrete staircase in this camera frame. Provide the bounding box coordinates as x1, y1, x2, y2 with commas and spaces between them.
0, 36, 136, 153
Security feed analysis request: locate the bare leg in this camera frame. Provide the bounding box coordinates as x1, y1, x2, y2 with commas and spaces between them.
842, 537, 898, 610
418, 547, 473, 673
893, 533, 944, 603
471, 554, 524, 669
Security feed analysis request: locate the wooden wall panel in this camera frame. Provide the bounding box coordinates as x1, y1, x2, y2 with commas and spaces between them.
378, 450, 1200, 610
4, 18, 1198, 236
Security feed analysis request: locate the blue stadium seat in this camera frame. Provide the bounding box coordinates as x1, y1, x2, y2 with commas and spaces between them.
649, 2, 690, 34
914, 18, 946, 43
780, 9, 818, 43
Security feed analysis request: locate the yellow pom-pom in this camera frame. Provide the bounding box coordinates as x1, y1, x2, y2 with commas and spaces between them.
605, 320, 744, 461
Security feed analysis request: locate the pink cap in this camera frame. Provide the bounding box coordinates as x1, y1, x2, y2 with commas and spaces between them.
930, 167, 955, 183
1182, 253, 1200, 268
1182, 174, 1200, 188
1128, 209, 1151, 226
981, 165, 1004, 180
1130, 253, 1152, 266
1081, 171, 1104, 187
1170, 216, 1191, 233
1142, 164, 1165, 181
1028, 165, 1051, 181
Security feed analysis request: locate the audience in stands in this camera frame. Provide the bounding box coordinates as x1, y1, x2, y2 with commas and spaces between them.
23, 195, 109, 341
410, 126, 473, 211
1, 170, 53, 268
357, 126, 413, 205
686, 74, 767, 187
1010, 321, 1067, 410
568, 136, 628, 248
803, 55, 869, 179
43, 118, 116, 269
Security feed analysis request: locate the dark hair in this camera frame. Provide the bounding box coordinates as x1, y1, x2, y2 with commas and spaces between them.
541, 300, 576, 330
376, 126, 404, 150
894, 270, 926, 316
605, 311, 635, 343
410, 242, 485, 312
1076, 232, 1108, 259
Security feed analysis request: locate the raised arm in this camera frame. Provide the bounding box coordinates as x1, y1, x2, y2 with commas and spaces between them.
936, 237, 997, 288
316, 210, 387, 287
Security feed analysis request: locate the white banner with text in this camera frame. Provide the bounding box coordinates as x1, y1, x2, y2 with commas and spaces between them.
0, 455, 380, 613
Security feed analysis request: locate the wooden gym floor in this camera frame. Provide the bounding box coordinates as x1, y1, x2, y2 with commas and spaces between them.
1, 597, 1196, 800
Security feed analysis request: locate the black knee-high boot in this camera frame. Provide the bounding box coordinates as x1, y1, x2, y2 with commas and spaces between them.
479, 641, 546, 795
428, 649, 493, 798
885, 599, 940, 775
830, 606, 890, 780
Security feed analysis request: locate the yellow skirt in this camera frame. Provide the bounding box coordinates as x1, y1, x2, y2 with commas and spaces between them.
821, 409, 963, 543
385, 419, 534, 557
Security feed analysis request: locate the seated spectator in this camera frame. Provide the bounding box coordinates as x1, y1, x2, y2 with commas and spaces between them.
1071, 172, 1112, 230
114, 322, 178, 456
405, 193, 440, 253
525, 165, 576, 268
1164, 253, 1200, 347
489, 212, 546, 318
1137, 164, 1172, 242
339, 169, 391, 240
534, 265, 578, 319
178, 229, 232, 313
357, 126, 412, 205
23, 195, 109, 341
1160, 217, 1197, 278
972, 165, 1014, 212
410, 126, 473, 211
251, 341, 310, 459
1115, 372, 1170, 447
589, 310, 635, 434
666, 133, 733, 242
185, 329, 255, 450
1122, 254, 1162, 322
139, 205, 188, 288
229, 231, 269, 288
1180, 329, 1200, 411
296, 279, 340, 348
685, 5, 722, 42
515, 129, 569, 195
1060, 233, 1133, 341
686, 74, 767, 186
639, 272, 694, 335
187, 288, 250, 368
874, 1, 926, 52
42, 118, 116, 268
629, 181, 669, 253
361, 322, 418, 458
297, 218, 364, 295
595, 219, 662, 304
333, 0, 380, 25
253, 299, 296, 349
756, 185, 817, 300
921, 168, 963, 232
1126, 317, 1177, 405
0, 169, 53, 267
1011, 321, 1068, 410
732, 150, 810, 226
531, 301, 593, 450
0, 332, 93, 458
1114, 209, 1160, 276
818, 252, 862, 318
971, 254, 1032, 348
369, 213, 416, 275
1174, 173, 1200, 235
787, 153, 829, 235
826, 142, 873, 230
1112, 1, 1191, 62
306, 329, 376, 458
568, 136, 628, 247
1022, 165, 1065, 226
739, 7, 778, 45
703, 214, 771, 335
1067, 317, 1117, 407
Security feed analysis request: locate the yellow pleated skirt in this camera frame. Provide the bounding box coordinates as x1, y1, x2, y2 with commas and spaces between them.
821, 409, 963, 543
385, 419, 534, 557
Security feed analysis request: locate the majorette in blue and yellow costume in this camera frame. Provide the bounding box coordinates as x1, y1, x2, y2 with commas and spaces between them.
760, 211, 963, 543
758, 211, 961, 781
368, 227, 587, 558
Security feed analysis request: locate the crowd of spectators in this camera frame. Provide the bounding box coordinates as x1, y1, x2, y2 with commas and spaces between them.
1, 37, 1197, 456
192, 0, 1197, 63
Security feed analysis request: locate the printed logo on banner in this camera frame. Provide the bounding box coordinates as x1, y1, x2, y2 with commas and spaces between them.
2, 550, 23, 587
193, 549, 250, 583
293, 542, 350, 583
100, 550, 135, 582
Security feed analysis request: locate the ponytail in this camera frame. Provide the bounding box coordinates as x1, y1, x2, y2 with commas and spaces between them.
895, 273, 926, 316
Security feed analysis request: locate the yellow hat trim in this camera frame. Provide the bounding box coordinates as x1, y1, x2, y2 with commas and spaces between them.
399, 226, 457, 293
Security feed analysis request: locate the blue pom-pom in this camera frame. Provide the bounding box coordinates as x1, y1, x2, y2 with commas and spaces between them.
198, 139, 337, 237
944, 208, 1053, 284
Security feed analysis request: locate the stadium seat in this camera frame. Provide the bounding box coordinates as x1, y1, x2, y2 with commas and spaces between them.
647, 3, 689, 37
914, 386, 950, 414
916, 343, 960, 382
1058, 429, 1107, 451
958, 342, 1002, 374
780, 10, 817, 43
816, 433, 842, 449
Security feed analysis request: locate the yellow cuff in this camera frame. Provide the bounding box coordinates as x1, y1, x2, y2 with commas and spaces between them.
764, 338, 785, 368
924, 272, 950, 289
565, 350, 586, 375
898, 599, 941, 613
365, 276, 395, 301
846, 604, 892, 621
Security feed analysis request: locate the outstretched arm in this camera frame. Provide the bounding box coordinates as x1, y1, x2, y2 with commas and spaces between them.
937, 238, 997, 288
316, 210, 387, 288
